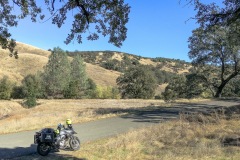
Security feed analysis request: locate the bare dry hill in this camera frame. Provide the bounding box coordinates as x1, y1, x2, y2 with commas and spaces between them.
86, 63, 120, 86
0, 42, 120, 86
0, 43, 50, 84
0, 42, 191, 92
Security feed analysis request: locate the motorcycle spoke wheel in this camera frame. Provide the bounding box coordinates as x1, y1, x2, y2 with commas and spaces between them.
37, 143, 50, 156
69, 137, 80, 151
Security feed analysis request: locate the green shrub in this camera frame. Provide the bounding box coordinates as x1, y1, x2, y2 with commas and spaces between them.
24, 96, 37, 108
0, 76, 14, 100
92, 86, 120, 99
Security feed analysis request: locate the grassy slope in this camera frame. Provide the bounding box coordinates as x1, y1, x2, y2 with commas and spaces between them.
86, 63, 120, 86
0, 42, 121, 86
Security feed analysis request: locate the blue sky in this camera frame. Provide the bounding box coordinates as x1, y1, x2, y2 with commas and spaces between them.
8, 0, 222, 62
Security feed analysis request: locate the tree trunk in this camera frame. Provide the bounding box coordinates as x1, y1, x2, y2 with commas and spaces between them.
214, 72, 239, 98
215, 87, 223, 98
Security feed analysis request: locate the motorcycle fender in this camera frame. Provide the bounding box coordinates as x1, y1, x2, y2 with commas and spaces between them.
34, 135, 39, 144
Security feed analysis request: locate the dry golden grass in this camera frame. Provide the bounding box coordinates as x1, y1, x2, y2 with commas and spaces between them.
16, 112, 240, 160
0, 43, 50, 84
155, 83, 169, 95
174, 98, 211, 103
0, 99, 165, 134
71, 113, 240, 160
15, 42, 51, 57
86, 63, 121, 87
0, 101, 25, 118
139, 58, 157, 66
112, 52, 124, 61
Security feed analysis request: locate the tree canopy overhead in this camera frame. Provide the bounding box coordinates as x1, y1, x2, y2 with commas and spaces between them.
190, 0, 240, 27
0, 0, 130, 58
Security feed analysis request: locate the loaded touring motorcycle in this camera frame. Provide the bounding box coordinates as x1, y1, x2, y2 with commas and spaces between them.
34, 123, 80, 156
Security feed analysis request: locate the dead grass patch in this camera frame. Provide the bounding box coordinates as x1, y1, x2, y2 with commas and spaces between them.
70, 113, 240, 160
139, 58, 157, 66
111, 52, 123, 61
0, 99, 166, 134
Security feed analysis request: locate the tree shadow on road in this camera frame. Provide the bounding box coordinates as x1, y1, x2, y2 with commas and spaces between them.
120, 106, 180, 123
0, 145, 86, 160
95, 99, 240, 123
215, 97, 240, 103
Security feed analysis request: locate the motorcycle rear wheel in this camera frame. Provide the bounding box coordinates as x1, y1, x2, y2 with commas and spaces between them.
37, 142, 51, 156
69, 136, 80, 151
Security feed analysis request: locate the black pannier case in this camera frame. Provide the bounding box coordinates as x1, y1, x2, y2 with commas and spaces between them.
40, 128, 55, 143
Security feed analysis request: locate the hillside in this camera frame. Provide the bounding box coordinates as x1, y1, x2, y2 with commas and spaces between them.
0, 43, 50, 84
68, 51, 191, 74
0, 42, 191, 90
0, 42, 121, 86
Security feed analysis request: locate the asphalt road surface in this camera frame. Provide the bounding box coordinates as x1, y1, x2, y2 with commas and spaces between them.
0, 98, 239, 159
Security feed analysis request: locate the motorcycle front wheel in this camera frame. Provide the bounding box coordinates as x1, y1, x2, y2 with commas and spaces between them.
69, 136, 80, 151
37, 142, 51, 156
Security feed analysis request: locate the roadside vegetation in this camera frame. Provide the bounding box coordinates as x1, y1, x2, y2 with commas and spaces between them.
77, 113, 240, 160
15, 110, 240, 160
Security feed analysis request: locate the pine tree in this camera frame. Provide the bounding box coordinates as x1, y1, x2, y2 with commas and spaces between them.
65, 55, 88, 98
22, 74, 40, 108
43, 47, 71, 98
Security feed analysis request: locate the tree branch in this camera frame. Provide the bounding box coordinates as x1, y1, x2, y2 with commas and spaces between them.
51, 0, 55, 11
75, 0, 90, 24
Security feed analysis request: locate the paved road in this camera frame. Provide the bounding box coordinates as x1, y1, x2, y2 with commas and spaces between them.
0, 99, 239, 159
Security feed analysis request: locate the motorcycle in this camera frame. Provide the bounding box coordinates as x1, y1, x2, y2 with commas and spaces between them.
34, 123, 80, 156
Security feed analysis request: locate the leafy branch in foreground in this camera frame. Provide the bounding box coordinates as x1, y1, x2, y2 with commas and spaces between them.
187, 0, 240, 27
0, 0, 130, 58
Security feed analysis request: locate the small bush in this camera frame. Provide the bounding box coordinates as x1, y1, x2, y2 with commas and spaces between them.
0, 76, 14, 100
92, 86, 120, 99
24, 96, 37, 108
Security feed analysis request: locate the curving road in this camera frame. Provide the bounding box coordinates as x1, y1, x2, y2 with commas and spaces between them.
0, 98, 239, 159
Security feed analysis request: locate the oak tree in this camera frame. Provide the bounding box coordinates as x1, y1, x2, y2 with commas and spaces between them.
0, 0, 130, 58
117, 65, 157, 99
186, 0, 240, 27
188, 23, 240, 97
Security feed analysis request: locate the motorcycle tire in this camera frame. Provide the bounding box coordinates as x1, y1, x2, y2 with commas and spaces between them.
37, 142, 51, 156
69, 136, 80, 151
